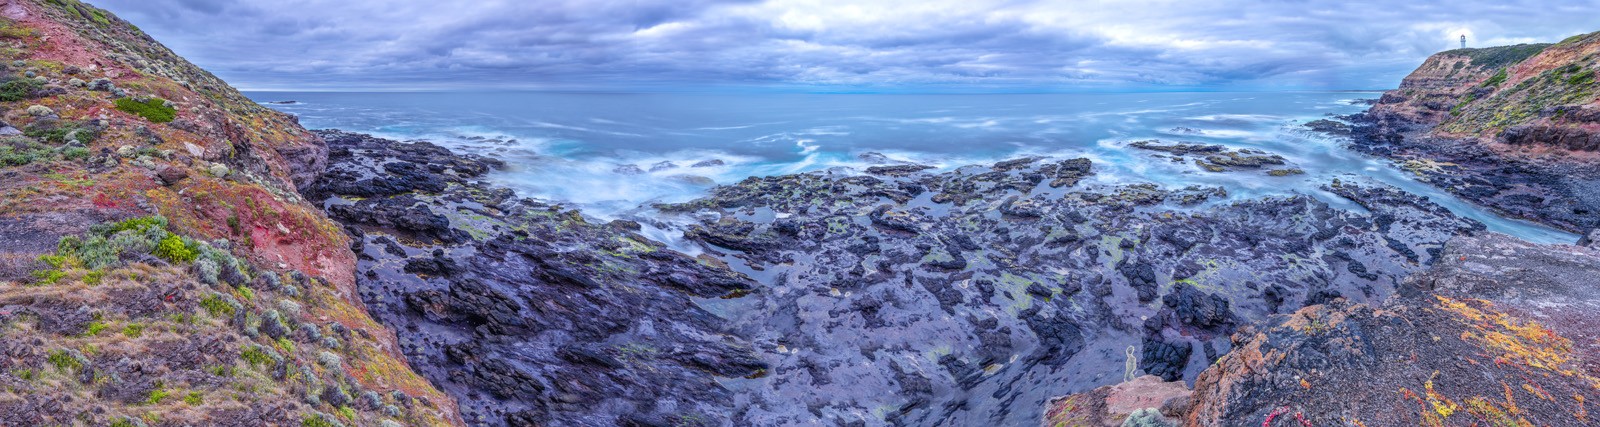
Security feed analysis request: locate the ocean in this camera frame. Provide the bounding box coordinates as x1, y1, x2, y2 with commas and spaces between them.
247, 91, 1578, 244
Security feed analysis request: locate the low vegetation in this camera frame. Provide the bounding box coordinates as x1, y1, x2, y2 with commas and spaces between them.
1444, 43, 1552, 69
114, 97, 178, 123
0, 216, 437, 425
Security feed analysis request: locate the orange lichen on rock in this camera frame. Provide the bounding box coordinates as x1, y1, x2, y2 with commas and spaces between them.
1434, 296, 1586, 378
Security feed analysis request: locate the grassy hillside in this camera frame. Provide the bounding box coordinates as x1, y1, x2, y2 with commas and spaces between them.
0, 1, 456, 425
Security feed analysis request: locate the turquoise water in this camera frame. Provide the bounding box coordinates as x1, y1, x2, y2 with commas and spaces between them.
249, 91, 1579, 244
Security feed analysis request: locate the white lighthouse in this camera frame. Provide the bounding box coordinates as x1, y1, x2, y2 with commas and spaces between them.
1461, 34, 1467, 49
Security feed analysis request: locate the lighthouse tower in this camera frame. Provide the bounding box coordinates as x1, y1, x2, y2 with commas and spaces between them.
1461, 35, 1468, 49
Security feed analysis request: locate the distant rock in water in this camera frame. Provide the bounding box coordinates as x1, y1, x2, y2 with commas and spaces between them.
1127, 140, 1291, 174
1168, 126, 1203, 135
858, 151, 893, 164
649, 160, 679, 172
691, 159, 726, 167
612, 163, 645, 175
264, 100, 299, 105
1303, 118, 1352, 137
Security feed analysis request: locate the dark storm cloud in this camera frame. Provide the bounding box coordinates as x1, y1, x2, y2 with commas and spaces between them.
92, 0, 1600, 91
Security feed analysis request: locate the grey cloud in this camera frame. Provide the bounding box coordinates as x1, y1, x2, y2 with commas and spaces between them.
91, 0, 1600, 91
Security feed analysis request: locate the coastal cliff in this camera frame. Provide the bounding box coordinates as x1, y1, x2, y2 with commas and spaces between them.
0, 1, 454, 425
1355, 33, 1600, 233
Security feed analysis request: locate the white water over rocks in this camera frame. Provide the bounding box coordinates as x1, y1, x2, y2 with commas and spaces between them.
252, 91, 1578, 244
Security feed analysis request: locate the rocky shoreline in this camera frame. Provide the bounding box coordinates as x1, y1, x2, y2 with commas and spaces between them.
303, 129, 1527, 426
1342, 110, 1600, 234
306, 130, 768, 426
1, 1, 1595, 424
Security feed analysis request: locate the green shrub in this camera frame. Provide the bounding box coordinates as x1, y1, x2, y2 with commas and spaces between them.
195, 258, 220, 284
1483, 68, 1508, 87
145, 386, 171, 405
114, 97, 177, 123
199, 294, 235, 317
1570, 69, 1596, 86
57, 234, 119, 269
0, 22, 36, 40
0, 144, 52, 166
46, 349, 81, 372
122, 323, 145, 338
37, 254, 67, 269
31, 269, 65, 284
109, 418, 138, 427
153, 233, 197, 262
302, 413, 345, 427
25, 121, 103, 145
82, 320, 107, 337
0, 78, 42, 102
183, 391, 203, 405
240, 345, 273, 366
62, 146, 89, 160
103, 216, 167, 234
89, 9, 109, 26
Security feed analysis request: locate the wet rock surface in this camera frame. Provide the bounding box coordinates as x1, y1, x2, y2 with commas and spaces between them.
309, 130, 767, 426
1341, 111, 1600, 233
656, 156, 1483, 425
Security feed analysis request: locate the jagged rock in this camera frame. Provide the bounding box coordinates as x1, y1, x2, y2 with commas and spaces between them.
1161, 283, 1232, 329
314, 132, 764, 426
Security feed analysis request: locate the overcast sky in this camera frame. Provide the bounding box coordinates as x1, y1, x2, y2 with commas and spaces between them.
94, 0, 1600, 92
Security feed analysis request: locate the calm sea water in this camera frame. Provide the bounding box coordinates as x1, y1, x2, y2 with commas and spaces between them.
248, 91, 1578, 244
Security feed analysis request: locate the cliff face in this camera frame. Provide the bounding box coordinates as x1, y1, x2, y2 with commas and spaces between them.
1371, 33, 1600, 149
0, 1, 454, 425
1354, 33, 1600, 234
